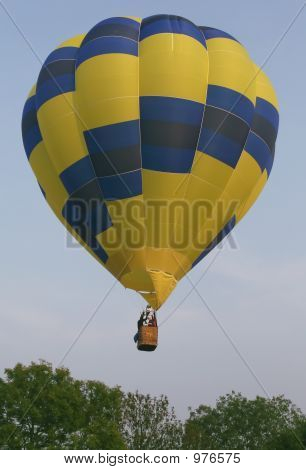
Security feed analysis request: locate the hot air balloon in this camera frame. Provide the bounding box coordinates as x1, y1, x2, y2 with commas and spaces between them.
22, 15, 279, 351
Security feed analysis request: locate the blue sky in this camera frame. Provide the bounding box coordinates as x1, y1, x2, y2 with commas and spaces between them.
1, 0, 306, 418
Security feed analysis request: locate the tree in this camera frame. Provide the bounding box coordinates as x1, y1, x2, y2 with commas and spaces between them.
182, 392, 305, 450
0, 361, 125, 449
69, 380, 125, 450
120, 391, 183, 449
2, 361, 305, 450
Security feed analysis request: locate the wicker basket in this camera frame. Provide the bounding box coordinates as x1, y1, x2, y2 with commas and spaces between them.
137, 326, 158, 351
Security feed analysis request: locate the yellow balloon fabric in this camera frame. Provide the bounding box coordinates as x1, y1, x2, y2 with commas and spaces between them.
22, 15, 279, 309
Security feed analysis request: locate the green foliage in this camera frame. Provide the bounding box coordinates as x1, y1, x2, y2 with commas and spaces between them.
182, 391, 305, 450
0, 360, 125, 450
120, 391, 183, 449
265, 421, 306, 449
1, 362, 305, 450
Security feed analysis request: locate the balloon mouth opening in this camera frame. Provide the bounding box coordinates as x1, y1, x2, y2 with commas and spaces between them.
137, 290, 156, 294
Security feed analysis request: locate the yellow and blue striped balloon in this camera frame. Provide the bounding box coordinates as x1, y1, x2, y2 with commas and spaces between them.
22, 15, 279, 310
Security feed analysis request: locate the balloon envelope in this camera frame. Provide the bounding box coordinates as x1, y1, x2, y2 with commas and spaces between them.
22, 15, 279, 309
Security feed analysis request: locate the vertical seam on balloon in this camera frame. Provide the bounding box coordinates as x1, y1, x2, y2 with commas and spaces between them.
72, 46, 104, 200
138, 17, 156, 307
162, 15, 195, 291
179, 25, 209, 206
174, 26, 224, 272
188, 26, 209, 174
168, 24, 209, 277
137, 18, 143, 185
